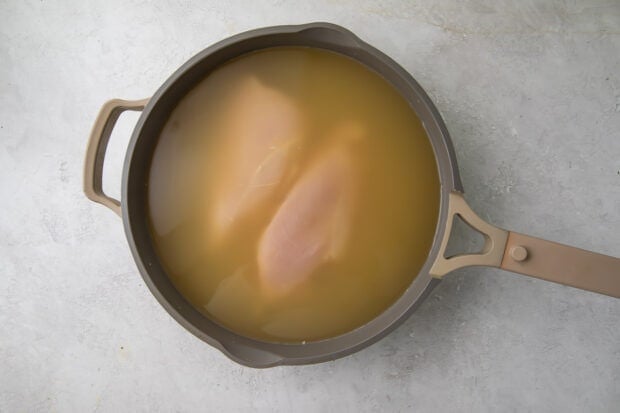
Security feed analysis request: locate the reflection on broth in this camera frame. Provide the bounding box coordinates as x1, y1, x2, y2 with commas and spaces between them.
148, 47, 440, 342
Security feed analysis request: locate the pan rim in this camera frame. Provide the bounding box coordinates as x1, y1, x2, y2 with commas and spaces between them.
121, 22, 461, 367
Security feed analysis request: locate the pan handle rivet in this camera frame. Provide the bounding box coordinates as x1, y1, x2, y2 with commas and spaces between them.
510, 245, 528, 262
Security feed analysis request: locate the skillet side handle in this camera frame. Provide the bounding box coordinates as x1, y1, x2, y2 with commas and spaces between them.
83, 98, 149, 217
430, 192, 509, 277
501, 232, 620, 298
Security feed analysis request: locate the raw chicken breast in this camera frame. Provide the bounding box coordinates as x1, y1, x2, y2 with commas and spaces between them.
258, 121, 364, 293
208, 76, 303, 244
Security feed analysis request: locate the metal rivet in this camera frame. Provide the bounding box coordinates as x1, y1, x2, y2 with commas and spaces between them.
510, 245, 528, 262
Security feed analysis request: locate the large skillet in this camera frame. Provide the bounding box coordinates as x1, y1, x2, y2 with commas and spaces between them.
84, 23, 620, 367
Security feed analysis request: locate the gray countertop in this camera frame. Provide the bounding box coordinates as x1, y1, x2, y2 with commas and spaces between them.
1, 1, 619, 411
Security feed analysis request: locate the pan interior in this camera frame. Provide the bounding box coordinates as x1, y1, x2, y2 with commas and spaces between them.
145, 46, 441, 343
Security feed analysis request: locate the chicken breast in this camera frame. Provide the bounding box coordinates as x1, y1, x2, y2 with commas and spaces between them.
208, 76, 303, 245
258, 121, 364, 293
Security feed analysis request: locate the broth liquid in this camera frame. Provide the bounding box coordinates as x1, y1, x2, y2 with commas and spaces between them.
148, 47, 440, 342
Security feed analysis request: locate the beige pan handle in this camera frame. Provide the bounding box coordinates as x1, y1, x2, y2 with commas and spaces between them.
430, 192, 620, 298
83, 98, 149, 216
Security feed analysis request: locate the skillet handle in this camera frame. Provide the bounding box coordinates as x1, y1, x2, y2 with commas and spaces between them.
431, 192, 620, 298
83, 98, 149, 216
500, 232, 620, 298
430, 192, 509, 276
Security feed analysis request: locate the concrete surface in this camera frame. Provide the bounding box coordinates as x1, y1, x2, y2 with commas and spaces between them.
1, 0, 619, 411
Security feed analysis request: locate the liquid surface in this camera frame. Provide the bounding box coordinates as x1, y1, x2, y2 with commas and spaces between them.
148, 47, 440, 342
